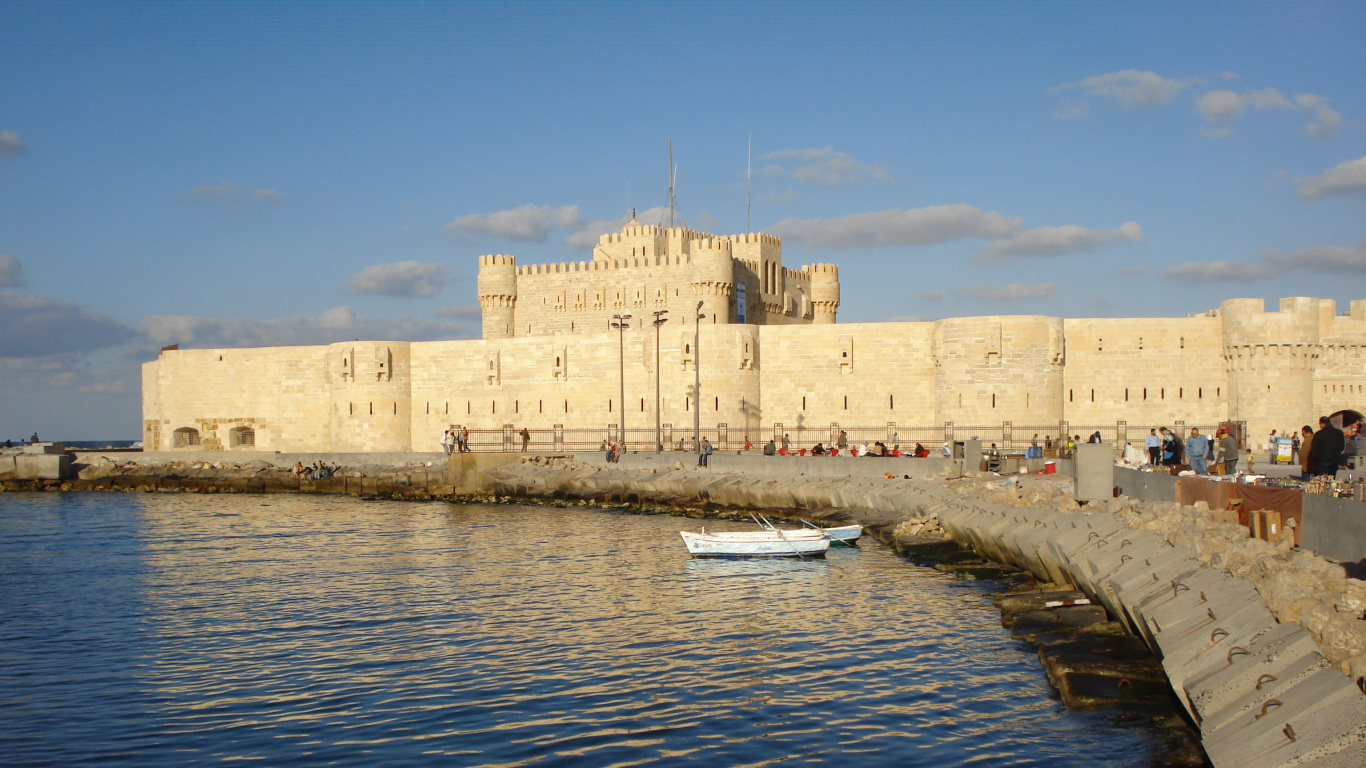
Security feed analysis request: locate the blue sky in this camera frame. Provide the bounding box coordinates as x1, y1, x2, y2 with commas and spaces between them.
1, 1, 1363, 440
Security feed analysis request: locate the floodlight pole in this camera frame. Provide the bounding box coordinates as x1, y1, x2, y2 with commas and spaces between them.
612, 314, 631, 446
652, 310, 668, 452
693, 300, 703, 455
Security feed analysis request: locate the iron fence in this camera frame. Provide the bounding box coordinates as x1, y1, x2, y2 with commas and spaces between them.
437, 420, 1245, 453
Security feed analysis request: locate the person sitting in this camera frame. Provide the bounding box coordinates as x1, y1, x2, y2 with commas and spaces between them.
744, 437, 754, 450
873, 441, 888, 456
913, 443, 929, 458
987, 443, 1001, 472
763, 439, 776, 456
812, 443, 825, 455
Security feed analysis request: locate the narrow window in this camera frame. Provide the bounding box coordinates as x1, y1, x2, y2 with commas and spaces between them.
515, 400, 519, 414
1069, 389, 1073, 402
1216, 387, 1221, 397
1091, 389, 1095, 402
1180, 336, 1185, 349
992, 394, 996, 408
1198, 388, 1202, 399
369, 402, 373, 415
1098, 338, 1103, 351
641, 398, 645, 412
1125, 389, 1129, 402
843, 396, 848, 410
1138, 337, 1143, 350
609, 399, 613, 413
492, 401, 496, 414
564, 400, 568, 413
1161, 388, 1165, 399
445, 401, 449, 414
426, 402, 429, 415
393, 402, 397, 415
714, 397, 719, 411
1026, 393, 1030, 408
539, 400, 543, 413
1143, 388, 1147, 400
349, 402, 354, 415
802, 396, 807, 410
889, 394, 894, 409
1178, 388, 1182, 398
686, 398, 690, 411
468, 401, 471, 414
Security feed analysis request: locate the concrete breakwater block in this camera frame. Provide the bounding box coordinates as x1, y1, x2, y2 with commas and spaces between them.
1201, 665, 1366, 767
1006, 605, 1110, 637
1183, 622, 1326, 732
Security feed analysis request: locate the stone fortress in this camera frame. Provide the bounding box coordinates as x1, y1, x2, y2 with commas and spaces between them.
142, 217, 1366, 453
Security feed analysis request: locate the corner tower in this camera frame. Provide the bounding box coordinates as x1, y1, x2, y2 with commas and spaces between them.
477, 255, 517, 340
691, 237, 735, 324
1220, 297, 1322, 441
809, 263, 840, 324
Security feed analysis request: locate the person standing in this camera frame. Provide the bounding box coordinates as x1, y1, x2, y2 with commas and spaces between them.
1216, 428, 1240, 475
781, 433, 791, 452
1145, 429, 1162, 466
1299, 425, 1315, 480
1307, 417, 1344, 477
461, 426, 470, 453
520, 427, 531, 452
1186, 428, 1209, 475
441, 427, 452, 456
836, 431, 848, 450
1267, 430, 1278, 464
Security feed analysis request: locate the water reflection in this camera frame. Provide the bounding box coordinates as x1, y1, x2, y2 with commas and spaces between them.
0, 494, 1161, 767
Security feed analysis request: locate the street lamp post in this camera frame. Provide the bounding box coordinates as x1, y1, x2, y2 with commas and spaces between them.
612, 314, 631, 447
652, 310, 668, 452
693, 300, 703, 455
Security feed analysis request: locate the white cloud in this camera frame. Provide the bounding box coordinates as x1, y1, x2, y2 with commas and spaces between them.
347, 261, 453, 298
0, 129, 25, 158
445, 204, 582, 242
141, 306, 475, 349
760, 147, 891, 186
1197, 88, 1340, 139
0, 255, 22, 287
1261, 241, 1366, 274
769, 204, 1020, 250
183, 183, 283, 203
1298, 156, 1366, 200
1051, 69, 1188, 110
1161, 239, 1366, 282
979, 221, 1142, 261
912, 290, 942, 301
1160, 260, 1277, 282
756, 189, 798, 206
0, 292, 141, 358
960, 283, 1056, 301
434, 303, 481, 319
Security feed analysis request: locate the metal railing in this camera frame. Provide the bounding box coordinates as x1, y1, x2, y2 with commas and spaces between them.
435, 420, 1244, 453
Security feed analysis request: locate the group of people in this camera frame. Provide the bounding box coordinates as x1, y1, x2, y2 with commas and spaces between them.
292, 461, 340, 479
440, 426, 471, 455
1298, 417, 1360, 479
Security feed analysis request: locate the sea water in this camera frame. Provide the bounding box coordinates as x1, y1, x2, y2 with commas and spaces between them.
0, 493, 1163, 766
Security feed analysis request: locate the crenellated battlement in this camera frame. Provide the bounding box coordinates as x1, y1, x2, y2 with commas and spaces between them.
691, 237, 734, 253
597, 224, 709, 244
807, 263, 839, 276
723, 232, 781, 247
478, 254, 517, 267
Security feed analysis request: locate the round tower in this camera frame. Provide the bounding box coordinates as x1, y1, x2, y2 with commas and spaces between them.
1220, 297, 1321, 445
477, 255, 517, 339
809, 263, 840, 324
690, 238, 734, 324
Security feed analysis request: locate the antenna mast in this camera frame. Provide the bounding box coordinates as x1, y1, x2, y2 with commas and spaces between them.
668, 138, 675, 228
746, 134, 752, 233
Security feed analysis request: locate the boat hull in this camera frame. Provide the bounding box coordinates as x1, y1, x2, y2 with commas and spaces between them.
821, 524, 863, 546
679, 529, 830, 557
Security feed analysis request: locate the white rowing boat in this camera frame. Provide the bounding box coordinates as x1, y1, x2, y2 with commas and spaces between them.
814, 523, 863, 545
679, 527, 831, 557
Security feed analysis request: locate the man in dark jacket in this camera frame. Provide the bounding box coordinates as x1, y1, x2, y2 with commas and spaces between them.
1307, 416, 1345, 477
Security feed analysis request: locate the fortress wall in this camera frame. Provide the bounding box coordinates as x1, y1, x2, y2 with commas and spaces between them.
142, 346, 332, 452
326, 343, 413, 452
933, 316, 1065, 430
405, 325, 763, 445
510, 256, 697, 337
1314, 302, 1366, 421
758, 323, 938, 439
1062, 317, 1227, 429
